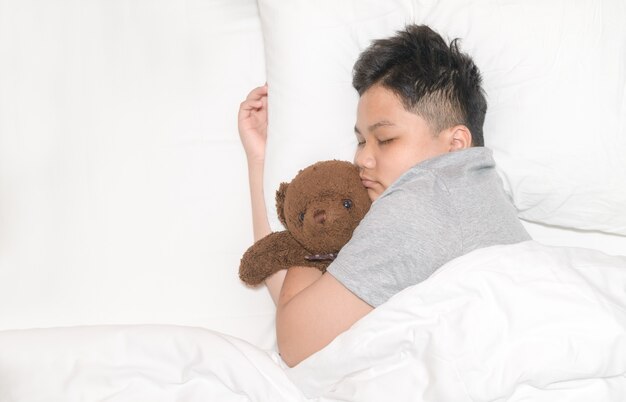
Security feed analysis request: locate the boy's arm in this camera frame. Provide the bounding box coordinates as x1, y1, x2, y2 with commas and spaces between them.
238, 84, 286, 304
245, 158, 285, 304
276, 267, 373, 367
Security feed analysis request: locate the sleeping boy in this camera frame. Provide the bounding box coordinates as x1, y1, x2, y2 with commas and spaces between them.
237, 24, 530, 367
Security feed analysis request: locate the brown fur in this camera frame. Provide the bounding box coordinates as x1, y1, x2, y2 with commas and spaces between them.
239, 160, 371, 286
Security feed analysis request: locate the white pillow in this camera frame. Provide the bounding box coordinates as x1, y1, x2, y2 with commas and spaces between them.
259, 0, 626, 236
259, 0, 415, 231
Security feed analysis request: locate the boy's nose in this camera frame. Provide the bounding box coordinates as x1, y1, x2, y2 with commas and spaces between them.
354, 147, 375, 169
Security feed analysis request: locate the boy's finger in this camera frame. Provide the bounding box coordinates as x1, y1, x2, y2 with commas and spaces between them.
246, 85, 268, 100
240, 99, 264, 110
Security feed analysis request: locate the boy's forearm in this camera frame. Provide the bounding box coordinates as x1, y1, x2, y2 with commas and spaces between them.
277, 266, 323, 308
275, 267, 324, 365
275, 268, 373, 367
246, 159, 271, 242
246, 158, 285, 303
265, 270, 287, 305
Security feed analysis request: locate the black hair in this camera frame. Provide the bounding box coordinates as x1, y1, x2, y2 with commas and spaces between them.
352, 24, 487, 146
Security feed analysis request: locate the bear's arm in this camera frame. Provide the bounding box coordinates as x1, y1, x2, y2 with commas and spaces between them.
238, 231, 327, 286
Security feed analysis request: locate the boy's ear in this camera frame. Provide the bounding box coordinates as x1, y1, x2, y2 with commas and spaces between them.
276, 182, 289, 228
447, 125, 473, 151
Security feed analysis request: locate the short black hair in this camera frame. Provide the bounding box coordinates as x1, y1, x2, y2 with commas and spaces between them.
352, 25, 487, 146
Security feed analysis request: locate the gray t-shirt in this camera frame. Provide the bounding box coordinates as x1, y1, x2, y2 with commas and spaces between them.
327, 147, 530, 307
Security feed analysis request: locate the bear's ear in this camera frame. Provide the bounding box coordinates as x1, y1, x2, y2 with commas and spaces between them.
275, 182, 289, 228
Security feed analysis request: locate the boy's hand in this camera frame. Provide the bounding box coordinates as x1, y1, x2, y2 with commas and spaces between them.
238, 84, 268, 163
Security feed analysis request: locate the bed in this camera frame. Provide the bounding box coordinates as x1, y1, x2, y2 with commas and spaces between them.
1, 0, 625, 401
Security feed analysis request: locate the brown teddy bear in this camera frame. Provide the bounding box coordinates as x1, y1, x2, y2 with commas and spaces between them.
239, 160, 371, 286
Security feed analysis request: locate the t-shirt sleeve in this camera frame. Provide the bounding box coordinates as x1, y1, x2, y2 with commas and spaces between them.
327, 176, 462, 307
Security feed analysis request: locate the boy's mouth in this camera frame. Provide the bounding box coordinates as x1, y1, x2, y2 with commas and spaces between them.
360, 177, 376, 188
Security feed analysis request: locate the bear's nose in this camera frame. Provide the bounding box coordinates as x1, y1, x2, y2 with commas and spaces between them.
313, 209, 326, 225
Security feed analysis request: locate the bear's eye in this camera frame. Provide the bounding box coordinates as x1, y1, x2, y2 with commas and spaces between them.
342, 199, 353, 209
298, 212, 305, 222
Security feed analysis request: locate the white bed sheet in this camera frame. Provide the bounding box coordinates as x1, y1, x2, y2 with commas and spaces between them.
523, 220, 626, 257
0, 0, 275, 349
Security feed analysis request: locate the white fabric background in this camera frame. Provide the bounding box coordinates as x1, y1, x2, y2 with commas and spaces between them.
0, 0, 276, 348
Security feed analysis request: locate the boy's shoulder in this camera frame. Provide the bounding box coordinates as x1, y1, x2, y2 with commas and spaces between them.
389, 147, 495, 193
419, 147, 494, 173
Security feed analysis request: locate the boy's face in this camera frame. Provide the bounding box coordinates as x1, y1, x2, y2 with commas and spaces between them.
354, 84, 452, 201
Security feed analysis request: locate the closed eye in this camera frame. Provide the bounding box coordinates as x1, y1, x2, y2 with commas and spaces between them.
354, 127, 365, 147
378, 138, 394, 145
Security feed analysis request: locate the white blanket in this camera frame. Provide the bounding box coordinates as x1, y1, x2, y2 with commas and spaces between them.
290, 241, 626, 401
1, 241, 625, 401
0, 325, 301, 402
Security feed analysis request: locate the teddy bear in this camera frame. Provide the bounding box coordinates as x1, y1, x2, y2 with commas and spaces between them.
239, 160, 371, 286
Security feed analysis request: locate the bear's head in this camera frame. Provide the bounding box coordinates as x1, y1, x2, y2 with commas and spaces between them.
276, 160, 371, 256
